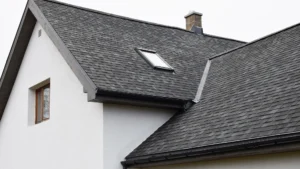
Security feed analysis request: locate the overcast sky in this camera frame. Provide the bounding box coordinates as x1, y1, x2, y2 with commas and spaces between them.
0, 0, 300, 74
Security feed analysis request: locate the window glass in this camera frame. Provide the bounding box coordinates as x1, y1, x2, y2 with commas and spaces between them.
140, 51, 170, 68
35, 84, 50, 124
138, 50, 173, 70
43, 87, 50, 120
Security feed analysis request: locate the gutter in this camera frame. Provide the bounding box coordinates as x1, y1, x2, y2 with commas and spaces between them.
121, 132, 300, 168
93, 89, 189, 109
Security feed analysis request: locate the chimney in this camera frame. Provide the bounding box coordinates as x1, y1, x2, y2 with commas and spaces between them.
185, 11, 203, 34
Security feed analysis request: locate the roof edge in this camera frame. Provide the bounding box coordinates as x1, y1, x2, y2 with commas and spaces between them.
94, 88, 188, 109
42, 0, 194, 34
29, 0, 98, 99
42, 0, 247, 44
209, 22, 300, 60
123, 132, 300, 168
0, 0, 101, 121
0, 1, 36, 121
203, 33, 246, 44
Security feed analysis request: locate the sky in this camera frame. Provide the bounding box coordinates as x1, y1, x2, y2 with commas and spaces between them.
0, 0, 300, 74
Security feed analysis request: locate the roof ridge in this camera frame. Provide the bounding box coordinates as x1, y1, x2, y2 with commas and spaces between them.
209, 22, 300, 60
203, 33, 246, 43
40, 0, 247, 44
42, 0, 195, 34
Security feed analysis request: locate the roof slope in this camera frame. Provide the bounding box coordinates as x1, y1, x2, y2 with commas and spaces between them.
34, 0, 244, 101
126, 23, 300, 160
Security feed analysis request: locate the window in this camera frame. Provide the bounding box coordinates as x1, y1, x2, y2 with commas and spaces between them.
136, 49, 174, 71
35, 84, 50, 124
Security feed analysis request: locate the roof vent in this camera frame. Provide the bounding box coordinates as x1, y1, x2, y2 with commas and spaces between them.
185, 11, 203, 34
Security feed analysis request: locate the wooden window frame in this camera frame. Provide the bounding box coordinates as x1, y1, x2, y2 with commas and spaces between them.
35, 83, 50, 124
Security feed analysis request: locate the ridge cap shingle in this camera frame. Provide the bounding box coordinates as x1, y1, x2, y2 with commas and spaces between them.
39, 0, 195, 34
203, 33, 246, 44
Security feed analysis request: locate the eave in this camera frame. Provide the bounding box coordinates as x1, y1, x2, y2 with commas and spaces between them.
122, 132, 300, 168
93, 89, 188, 109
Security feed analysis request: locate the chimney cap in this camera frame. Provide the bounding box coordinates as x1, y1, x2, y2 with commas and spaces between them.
184, 11, 203, 18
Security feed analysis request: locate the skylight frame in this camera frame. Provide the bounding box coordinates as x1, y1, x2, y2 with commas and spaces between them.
135, 48, 174, 71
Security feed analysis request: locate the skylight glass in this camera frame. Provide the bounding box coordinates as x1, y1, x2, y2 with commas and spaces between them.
138, 49, 173, 71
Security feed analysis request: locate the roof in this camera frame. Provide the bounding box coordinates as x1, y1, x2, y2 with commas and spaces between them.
0, 0, 245, 120
34, 0, 244, 101
124, 23, 300, 164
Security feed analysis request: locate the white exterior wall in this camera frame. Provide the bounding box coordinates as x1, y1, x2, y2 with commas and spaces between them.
0, 23, 103, 169
103, 104, 175, 169
144, 151, 300, 169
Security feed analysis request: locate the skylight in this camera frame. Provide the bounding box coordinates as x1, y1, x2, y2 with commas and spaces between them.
137, 49, 173, 71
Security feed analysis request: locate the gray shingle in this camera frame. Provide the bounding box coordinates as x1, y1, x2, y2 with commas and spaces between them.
126, 23, 300, 159
34, 0, 244, 101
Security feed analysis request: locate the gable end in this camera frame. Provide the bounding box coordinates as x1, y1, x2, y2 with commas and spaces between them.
0, 2, 36, 121
0, 0, 99, 120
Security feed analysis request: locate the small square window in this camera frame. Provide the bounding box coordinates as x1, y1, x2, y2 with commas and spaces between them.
35, 84, 50, 124
136, 49, 174, 71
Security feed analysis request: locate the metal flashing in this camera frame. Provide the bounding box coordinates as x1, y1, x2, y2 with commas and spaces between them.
193, 60, 211, 103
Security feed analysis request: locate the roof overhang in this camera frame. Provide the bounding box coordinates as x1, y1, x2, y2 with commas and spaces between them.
92, 89, 187, 109
0, 1, 36, 121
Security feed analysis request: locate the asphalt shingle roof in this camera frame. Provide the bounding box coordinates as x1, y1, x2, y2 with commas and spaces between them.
34, 0, 244, 101
126, 23, 300, 159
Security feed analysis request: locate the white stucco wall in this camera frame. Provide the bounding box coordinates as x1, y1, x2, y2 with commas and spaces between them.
143, 151, 300, 169
0, 23, 103, 169
103, 104, 175, 169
